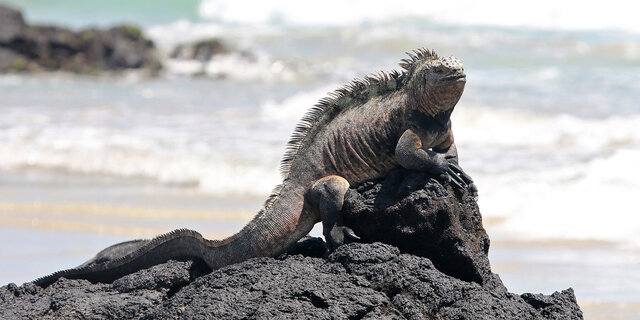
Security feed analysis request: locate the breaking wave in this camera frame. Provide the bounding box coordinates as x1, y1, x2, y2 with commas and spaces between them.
199, 0, 640, 32
452, 106, 640, 247
0, 74, 639, 248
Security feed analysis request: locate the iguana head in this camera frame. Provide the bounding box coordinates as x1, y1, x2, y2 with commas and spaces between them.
405, 53, 466, 117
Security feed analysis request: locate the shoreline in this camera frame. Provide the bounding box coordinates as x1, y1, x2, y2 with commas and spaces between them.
580, 301, 640, 320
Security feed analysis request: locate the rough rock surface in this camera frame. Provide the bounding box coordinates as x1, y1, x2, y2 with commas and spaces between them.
0, 169, 583, 319
0, 5, 159, 73
342, 168, 503, 290
0, 241, 582, 319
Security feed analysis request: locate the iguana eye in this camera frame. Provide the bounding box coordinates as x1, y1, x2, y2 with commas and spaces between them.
433, 67, 445, 74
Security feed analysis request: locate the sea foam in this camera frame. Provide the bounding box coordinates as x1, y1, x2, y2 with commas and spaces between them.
452, 105, 640, 246
2, 96, 638, 245
199, 0, 640, 32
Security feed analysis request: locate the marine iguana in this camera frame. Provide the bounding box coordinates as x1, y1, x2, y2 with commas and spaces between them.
34, 48, 474, 287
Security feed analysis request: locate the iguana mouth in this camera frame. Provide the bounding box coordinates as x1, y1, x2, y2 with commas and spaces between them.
440, 74, 466, 83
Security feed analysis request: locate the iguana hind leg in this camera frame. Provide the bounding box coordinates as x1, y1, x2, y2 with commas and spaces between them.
307, 175, 359, 249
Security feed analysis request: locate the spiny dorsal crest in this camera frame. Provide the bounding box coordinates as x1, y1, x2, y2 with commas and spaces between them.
399, 47, 439, 75
279, 48, 440, 178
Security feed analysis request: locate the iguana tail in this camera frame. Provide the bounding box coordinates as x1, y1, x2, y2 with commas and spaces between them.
34, 182, 316, 288
33, 229, 207, 287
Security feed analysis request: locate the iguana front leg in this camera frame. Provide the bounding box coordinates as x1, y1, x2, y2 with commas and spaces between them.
307, 175, 359, 249
395, 129, 474, 190
433, 131, 477, 192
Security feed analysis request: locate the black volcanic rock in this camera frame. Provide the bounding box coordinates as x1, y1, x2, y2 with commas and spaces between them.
0, 241, 582, 319
0, 5, 159, 73
0, 168, 583, 319
342, 168, 503, 290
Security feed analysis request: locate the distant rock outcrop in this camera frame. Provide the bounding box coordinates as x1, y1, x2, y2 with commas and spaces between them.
0, 5, 160, 73
170, 38, 232, 62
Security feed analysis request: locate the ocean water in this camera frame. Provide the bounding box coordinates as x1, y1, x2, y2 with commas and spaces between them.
1, 0, 639, 317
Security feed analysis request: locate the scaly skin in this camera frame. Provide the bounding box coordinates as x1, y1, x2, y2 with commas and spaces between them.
33, 48, 474, 287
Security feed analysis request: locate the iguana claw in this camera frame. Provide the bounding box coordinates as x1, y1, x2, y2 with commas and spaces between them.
326, 225, 360, 250
437, 155, 476, 192
449, 165, 477, 193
